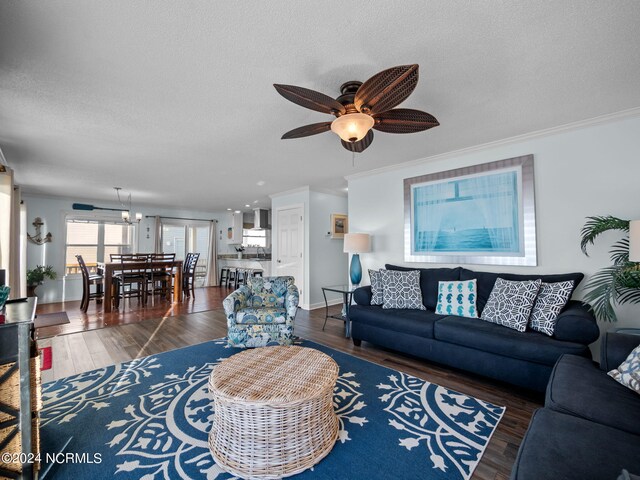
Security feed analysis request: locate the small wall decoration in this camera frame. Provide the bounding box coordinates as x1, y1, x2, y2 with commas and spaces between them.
330, 214, 349, 239
27, 217, 53, 245
404, 155, 537, 266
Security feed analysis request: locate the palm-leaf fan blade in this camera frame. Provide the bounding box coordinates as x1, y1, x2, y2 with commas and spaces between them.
373, 108, 439, 134
354, 64, 419, 115
341, 130, 374, 153
281, 122, 332, 139
273, 84, 346, 115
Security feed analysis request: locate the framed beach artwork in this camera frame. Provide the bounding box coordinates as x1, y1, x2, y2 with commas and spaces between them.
330, 214, 348, 239
404, 155, 537, 266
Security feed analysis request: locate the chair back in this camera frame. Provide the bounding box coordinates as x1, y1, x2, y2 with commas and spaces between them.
75, 254, 90, 280
246, 276, 295, 308
120, 254, 148, 276
183, 252, 200, 274
150, 253, 176, 262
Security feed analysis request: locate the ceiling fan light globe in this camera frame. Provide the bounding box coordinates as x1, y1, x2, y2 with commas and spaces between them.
331, 113, 374, 143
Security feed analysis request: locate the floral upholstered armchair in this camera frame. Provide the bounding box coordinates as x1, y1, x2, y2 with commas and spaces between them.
223, 276, 299, 347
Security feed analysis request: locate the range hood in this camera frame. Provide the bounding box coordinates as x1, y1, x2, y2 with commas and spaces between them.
253, 209, 270, 230
243, 209, 271, 229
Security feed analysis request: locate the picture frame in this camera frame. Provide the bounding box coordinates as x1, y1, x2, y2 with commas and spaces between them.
330, 213, 348, 239
404, 154, 537, 266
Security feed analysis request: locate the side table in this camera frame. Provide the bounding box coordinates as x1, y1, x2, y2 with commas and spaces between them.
321, 285, 357, 338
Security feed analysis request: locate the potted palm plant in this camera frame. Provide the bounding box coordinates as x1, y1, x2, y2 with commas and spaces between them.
580, 215, 640, 321
26, 265, 57, 297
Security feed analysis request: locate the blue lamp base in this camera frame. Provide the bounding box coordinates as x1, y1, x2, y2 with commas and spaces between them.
350, 253, 362, 286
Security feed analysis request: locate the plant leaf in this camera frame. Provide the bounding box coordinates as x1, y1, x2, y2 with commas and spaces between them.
580, 216, 629, 256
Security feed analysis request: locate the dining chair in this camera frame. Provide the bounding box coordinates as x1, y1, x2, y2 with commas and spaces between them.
148, 253, 176, 301
114, 254, 148, 308
75, 254, 104, 312
182, 252, 200, 298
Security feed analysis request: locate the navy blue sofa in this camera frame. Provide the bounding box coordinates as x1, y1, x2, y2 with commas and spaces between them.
511, 332, 640, 479
349, 265, 600, 391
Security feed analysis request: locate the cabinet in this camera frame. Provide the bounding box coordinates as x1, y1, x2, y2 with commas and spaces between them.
226, 213, 243, 244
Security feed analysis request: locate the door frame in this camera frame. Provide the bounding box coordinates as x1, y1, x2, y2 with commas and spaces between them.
273, 203, 305, 308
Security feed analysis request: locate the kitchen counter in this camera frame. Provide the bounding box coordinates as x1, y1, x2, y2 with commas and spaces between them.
218, 254, 272, 260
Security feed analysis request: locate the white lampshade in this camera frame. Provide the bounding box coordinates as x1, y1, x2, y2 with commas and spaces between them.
630, 220, 640, 262
331, 113, 375, 143
135, 212, 143, 221
344, 233, 371, 254
121, 210, 130, 221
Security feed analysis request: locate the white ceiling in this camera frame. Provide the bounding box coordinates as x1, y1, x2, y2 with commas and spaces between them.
1, 1, 640, 211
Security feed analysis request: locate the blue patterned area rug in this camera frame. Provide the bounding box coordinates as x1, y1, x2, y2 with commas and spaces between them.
40, 339, 505, 480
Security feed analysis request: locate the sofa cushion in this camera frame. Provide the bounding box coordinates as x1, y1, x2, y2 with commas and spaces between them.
460, 268, 583, 313
434, 279, 478, 318
348, 304, 443, 339
528, 280, 574, 336
380, 269, 425, 310
552, 301, 600, 344
609, 344, 640, 395
386, 264, 461, 310
546, 354, 640, 436
480, 278, 541, 332
434, 316, 588, 366
368, 269, 384, 305
511, 408, 640, 480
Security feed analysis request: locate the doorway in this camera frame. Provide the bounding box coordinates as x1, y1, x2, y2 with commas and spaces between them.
274, 205, 304, 305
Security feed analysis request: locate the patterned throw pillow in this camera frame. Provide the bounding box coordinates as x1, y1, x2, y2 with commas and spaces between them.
528, 280, 574, 336
435, 280, 478, 318
380, 269, 425, 310
480, 278, 542, 332
608, 344, 640, 395
368, 269, 384, 305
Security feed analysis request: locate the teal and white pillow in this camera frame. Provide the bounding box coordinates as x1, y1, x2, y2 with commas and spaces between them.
435, 280, 478, 318
609, 344, 640, 395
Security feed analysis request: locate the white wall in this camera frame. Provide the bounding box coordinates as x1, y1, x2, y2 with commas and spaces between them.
270, 187, 348, 310
23, 193, 233, 303
348, 114, 640, 343
309, 191, 348, 308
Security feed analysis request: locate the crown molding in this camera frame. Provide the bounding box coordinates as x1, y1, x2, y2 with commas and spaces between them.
269, 185, 310, 199
345, 106, 640, 181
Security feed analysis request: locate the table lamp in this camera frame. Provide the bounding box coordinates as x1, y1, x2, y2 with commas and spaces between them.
344, 233, 371, 286
630, 220, 640, 262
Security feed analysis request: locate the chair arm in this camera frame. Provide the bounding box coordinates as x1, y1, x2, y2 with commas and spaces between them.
284, 284, 300, 322
600, 332, 640, 371
223, 286, 251, 327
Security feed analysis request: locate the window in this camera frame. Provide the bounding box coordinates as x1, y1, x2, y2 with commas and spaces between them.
242, 229, 267, 248
65, 217, 135, 275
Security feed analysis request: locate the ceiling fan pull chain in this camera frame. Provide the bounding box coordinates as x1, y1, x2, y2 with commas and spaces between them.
352, 151, 355, 167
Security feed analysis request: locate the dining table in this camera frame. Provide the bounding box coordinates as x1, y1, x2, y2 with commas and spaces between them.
100, 259, 183, 313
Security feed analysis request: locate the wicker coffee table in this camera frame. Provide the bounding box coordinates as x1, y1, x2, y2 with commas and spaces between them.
208, 346, 339, 479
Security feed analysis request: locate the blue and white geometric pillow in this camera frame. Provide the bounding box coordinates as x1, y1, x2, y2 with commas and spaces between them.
608, 344, 640, 395
435, 280, 478, 318
380, 269, 425, 310
368, 269, 385, 306
480, 278, 542, 332
528, 280, 574, 336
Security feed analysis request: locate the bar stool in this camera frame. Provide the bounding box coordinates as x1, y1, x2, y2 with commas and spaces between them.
226, 268, 237, 288
252, 269, 263, 278
220, 267, 230, 287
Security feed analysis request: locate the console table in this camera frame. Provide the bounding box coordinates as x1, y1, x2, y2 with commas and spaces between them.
0, 297, 38, 480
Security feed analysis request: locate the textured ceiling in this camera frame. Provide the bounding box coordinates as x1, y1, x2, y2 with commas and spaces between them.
1, 1, 640, 211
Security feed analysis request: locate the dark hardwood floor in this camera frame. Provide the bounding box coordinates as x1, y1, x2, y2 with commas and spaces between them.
37, 287, 541, 480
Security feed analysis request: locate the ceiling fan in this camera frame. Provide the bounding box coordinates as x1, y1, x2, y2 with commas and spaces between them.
274, 64, 439, 153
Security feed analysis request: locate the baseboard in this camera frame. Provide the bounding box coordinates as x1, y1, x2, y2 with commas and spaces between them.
307, 298, 343, 310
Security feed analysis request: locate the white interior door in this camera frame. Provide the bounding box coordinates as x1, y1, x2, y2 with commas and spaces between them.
275, 206, 304, 298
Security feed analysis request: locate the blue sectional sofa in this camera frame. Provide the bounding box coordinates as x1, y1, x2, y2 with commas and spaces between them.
349, 265, 600, 391
511, 332, 640, 479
